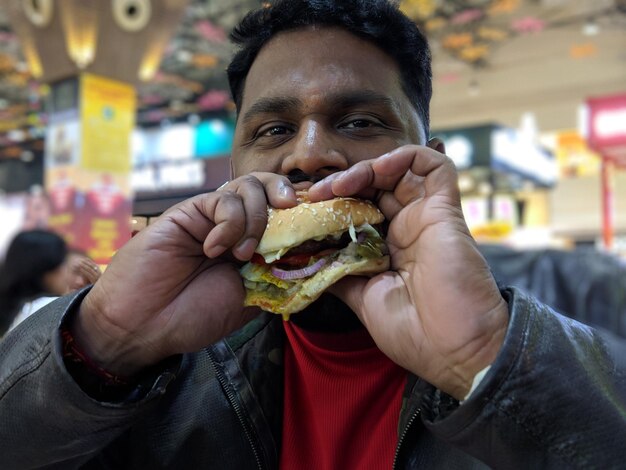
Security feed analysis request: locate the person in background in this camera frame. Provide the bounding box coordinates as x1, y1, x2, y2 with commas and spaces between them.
0, 230, 100, 336
65, 249, 102, 293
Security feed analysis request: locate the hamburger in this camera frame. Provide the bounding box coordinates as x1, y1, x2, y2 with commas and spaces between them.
240, 195, 389, 320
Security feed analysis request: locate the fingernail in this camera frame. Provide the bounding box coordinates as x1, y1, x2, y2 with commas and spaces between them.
279, 183, 294, 199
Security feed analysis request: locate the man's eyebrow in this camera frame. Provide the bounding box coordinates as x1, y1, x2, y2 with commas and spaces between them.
241, 90, 401, 124
241, 97, 303, 124
327, 90, 399, 112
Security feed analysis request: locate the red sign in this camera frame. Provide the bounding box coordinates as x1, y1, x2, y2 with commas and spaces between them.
587, 93, 626, 166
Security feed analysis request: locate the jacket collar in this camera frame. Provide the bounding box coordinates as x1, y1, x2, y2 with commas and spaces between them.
216, 313, 429, 466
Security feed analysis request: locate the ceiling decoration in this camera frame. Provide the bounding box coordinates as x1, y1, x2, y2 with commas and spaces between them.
0, 0, 625, 150
401, 0, 625, 67
113, 0, 153, 32
569, 42, 598, 59
22, 0, 54, 28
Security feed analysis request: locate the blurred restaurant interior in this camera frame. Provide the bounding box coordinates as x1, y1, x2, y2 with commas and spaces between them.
0, 0, 625, 334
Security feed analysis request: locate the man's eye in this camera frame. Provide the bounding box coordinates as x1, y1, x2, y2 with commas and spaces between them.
342, 119, 374, 129
261, 126, 290, 136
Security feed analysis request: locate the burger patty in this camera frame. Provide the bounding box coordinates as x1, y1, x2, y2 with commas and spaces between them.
283, 232, 353, 257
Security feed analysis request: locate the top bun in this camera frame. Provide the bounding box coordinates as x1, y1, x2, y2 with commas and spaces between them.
257, 197, 385, 256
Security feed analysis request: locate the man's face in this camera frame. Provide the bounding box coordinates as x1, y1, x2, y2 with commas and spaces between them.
231, 27, 426, 184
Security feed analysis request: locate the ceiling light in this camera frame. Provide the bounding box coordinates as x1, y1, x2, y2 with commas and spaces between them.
176, 50, 192, 63
582, 18, 599, 36
60, 1, 98, 69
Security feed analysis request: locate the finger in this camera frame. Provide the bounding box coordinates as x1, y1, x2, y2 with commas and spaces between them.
231, 176, 270, 260
373, 146, 460, 200
372, 145, 445, 177
221, 173, 297, 209
308, 160, 396, 201
202, 192, 247, 258
80, 258, 101, 273
167, 173, 298, 261
227, 174, 297, 260
77, 262, 101, 284
306, 173, 341, 200
345, 164, 426, 222
248, 172, 297, 209
160, 194, 221, 245
327, 276, 368, 324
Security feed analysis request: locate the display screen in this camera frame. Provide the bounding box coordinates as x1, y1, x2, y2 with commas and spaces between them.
194, 118, 235, 158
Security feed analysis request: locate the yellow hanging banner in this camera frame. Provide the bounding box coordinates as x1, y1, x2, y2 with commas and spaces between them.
80, 73, 136, 172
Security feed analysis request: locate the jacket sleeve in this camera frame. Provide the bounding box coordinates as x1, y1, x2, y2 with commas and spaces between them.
0, 289, 180, 469
421, 287, 626, 468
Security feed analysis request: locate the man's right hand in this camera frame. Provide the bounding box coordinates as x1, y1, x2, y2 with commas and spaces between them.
72, 173, 297, 377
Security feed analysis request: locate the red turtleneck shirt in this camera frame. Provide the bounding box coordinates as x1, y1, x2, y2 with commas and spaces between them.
280, 321, 407, 470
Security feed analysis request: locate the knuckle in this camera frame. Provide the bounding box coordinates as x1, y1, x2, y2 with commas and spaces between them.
248, 211, 269, 229
237, 174, 263, 189
229, 218, 247, 234
443, 156, 458, 173
217, 190, 242, 205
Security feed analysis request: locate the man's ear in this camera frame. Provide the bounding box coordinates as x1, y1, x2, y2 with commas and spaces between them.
427, 137, 446, 155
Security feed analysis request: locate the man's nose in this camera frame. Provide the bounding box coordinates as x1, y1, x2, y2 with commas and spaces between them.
280, 120, 349, 177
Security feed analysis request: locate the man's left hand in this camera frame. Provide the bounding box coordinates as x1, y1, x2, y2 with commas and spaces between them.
308, 143, 509, 400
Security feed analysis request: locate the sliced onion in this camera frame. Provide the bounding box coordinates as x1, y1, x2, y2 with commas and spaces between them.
271, 258, 327, 280
357, 231, 367, 243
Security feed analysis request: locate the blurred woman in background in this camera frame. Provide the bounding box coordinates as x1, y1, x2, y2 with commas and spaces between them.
0, 230, 100, 336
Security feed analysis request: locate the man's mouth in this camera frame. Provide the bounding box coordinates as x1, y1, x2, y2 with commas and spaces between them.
292, 181, 314, 191
287, 171, 326, 187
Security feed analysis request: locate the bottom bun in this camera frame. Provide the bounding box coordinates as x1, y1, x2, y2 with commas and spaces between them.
244, 255, 389, 319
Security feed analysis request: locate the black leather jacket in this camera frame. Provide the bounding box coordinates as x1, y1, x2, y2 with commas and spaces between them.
1, 287, 625, 469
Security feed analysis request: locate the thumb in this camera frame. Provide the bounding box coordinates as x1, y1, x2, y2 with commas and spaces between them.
327, 276, 368, 321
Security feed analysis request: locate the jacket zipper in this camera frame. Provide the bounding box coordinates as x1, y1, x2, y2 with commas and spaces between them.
208, 350, 265, 470
392, 408, 420, 470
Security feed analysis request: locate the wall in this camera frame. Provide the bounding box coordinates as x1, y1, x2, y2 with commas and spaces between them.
550, 171, 626, 240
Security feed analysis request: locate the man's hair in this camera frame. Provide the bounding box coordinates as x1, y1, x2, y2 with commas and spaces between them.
227, 0, 433, 133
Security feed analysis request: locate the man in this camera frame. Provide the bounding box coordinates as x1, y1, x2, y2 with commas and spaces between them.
1, 1, 624, 468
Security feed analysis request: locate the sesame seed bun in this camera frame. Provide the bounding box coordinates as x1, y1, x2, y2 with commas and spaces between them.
257, 197, 385, 258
